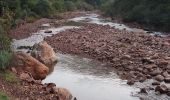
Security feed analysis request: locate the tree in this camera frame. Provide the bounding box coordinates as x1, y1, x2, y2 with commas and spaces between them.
33, 0, 51, 17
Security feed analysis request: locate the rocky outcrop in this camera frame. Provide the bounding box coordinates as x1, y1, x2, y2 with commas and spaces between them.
31, 41, 57, 68
13, 52, 49, 80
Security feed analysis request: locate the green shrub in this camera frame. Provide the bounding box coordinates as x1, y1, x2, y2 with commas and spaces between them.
0, 33, 11, 51
75, 1, 94, 11
26, 16, 38, 23
0, 92, 9, 100
64, 1, 76, 11
0, 51, 12, 69
33, 0, 52, 17
103, 0, 170, 31
2, 71, 18, 83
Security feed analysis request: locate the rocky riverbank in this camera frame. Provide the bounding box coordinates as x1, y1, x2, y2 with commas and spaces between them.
5, 11, 170, 99
45, 23, 170, 96
0, 41, 73, 100
0, 70, 73, 100
9, 11, 90, 40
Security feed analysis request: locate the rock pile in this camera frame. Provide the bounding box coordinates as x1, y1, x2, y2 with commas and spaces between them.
45, 24, 170, 96
18, 72, 73, 100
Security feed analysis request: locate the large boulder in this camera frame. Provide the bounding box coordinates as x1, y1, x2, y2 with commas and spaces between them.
13, 52, 49, 80
31, 41, 57, 68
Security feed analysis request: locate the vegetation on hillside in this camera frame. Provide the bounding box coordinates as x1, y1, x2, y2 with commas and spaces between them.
0, 0, 96, 69
101, 0, 170, 31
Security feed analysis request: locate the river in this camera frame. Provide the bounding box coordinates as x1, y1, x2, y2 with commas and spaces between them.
12, 13, 167, 100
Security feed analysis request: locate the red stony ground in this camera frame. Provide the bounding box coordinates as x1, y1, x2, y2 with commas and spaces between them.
45, 24, 170, 95
9, 18, 52, 39
9, 11, 89, 40
0, 70, 73, 100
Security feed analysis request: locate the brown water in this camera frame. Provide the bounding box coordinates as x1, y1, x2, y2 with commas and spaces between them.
43, 53, 139, 100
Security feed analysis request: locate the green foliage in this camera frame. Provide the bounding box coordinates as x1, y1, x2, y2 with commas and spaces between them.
0, 33, 11, 51
0, 92, 9, 100
1, 71, 18, 83
33, 0, 52, 17
100, 0, 114, 16
51, 0, 65, 12
102, 0, 170, 31
0, 51, 12, 69
64, 1, 76, 11
75, 1, 93, 11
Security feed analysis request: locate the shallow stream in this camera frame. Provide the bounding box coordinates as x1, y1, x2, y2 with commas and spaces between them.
12, 13, 168, 100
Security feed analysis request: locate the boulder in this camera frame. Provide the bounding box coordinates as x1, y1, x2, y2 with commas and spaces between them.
43, 83, 73, 100
127, 79, 135, 85
13, 52, 49, 80
44, 30, 52, 33
150, 68, 162, 76
141, 58, 154, 64
154, 75, 164, 82
164, 78, 170, 83
139, 88, 147, 94
53, 87, 73, 100
152, 81, 160, 86
162, 71, 170, 78
157, 60, 169, 67
31, 41, 57, 68
155, 84, 169, 94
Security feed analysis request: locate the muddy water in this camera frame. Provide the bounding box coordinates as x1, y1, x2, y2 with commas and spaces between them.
43, 53, 139, 100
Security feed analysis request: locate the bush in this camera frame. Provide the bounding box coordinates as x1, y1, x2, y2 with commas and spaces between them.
51, 0, 65, 12
75, 1, 94, 11
103, 0, 170, 31
33, 0, 52, 17
64, 1, 76, 11
0, 92, 9, 100
2, 71, 18, 83
0, 33, 11, 51
0, 51, 12, 69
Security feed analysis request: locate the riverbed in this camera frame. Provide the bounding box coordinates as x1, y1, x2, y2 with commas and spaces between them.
12, 12, 170, 100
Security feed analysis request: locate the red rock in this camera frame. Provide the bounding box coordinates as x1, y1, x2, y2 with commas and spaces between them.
157, 60, 169, 67
155, 84, 169, 94
164, 78, 170, 83
52, 87, 73, 100
127, 79, 135, 85
31, 41, 57, 68
150, 69, 162, 76
13, 52, 49, 80
152, 81, 160, 86
140, 88, 147, 94
11, 67, 17, 74
20, 73, 31, 80
162, 71, 170, 78
44, 30, 52, 33
155, 75, 164, 82
141, 58, 154, 64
